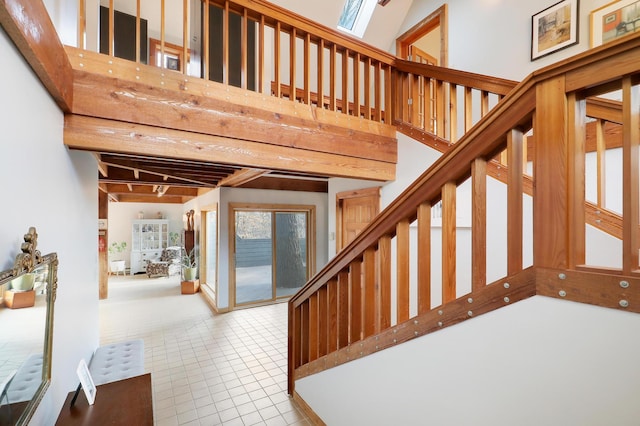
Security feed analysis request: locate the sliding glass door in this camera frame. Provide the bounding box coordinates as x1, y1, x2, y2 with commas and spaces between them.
232, 205, 314, 307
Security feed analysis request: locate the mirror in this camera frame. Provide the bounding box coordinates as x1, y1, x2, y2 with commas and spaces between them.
0, 227, 58, 425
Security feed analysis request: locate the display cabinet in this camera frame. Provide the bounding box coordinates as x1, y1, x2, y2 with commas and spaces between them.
130, 220, 169, 274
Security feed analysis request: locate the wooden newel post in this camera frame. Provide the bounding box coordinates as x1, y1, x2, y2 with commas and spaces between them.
533, 76, 586, 270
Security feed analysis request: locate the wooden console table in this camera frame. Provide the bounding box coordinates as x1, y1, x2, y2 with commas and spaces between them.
55, 373, 153, 425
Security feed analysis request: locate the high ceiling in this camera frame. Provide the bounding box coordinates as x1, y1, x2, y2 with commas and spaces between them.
96, 152, 329, 204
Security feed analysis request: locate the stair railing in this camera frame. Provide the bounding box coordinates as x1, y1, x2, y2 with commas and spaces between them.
288, 33, 640, 395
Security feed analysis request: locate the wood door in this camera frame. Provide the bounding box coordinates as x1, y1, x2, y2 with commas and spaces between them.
337, 187, 380, 251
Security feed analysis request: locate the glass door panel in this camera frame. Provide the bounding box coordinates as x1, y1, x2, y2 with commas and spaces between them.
235, 211, 273, 305
275, 212, 308, 298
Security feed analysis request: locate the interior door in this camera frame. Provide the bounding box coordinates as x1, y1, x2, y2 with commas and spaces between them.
337, 187, 381, 251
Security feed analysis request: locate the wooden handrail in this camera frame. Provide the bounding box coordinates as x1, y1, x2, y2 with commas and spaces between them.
288, 33, 640, 395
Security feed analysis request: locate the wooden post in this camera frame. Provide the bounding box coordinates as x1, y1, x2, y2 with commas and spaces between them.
533, 77, 568, 269
99, 190, 109, 299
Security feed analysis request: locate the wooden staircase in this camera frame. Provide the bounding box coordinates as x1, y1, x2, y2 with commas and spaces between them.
288, 33, 640, 395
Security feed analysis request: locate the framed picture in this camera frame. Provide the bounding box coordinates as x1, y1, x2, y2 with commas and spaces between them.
590, 0, 640, 47
76, 359, 97, 405
531, 0, 580, 60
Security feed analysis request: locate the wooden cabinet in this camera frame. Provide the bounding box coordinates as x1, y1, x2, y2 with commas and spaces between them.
130, 220, 169, 274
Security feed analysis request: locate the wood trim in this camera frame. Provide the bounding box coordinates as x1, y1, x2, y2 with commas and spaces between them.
396, 4, 448, 67
0, 0, 73, 111
292, 391, 326, 426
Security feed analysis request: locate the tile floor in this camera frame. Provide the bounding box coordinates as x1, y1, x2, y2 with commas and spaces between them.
99, 274, 311, 426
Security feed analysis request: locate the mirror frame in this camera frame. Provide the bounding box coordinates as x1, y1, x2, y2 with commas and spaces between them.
0, 227, 58, 425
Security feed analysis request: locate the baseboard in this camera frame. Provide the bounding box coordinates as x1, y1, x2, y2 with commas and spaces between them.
293, 391, 326, 426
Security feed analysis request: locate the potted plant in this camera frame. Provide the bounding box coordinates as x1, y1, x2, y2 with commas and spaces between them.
182, 247, 197, 281
108, 241, 127, 275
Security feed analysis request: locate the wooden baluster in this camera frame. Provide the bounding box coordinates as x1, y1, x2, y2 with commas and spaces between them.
308, 293, 319, 362
241, 8, 248, 89
596, 119, 606, 208
318, 286, 328, 357
349, 259, 362, 343
472, 158, 487, 291
258, 16, 265, 93
161, 0, 165, 68
317, 39, 324, 108
290, 28, 297, 101
378, 236, 391, 330
108, 0, 114, 56
327, 278, 338, 352
337, 271, 349, 349
364, 57, 371, 120
78, 0, 86, 49
622, 77, 639, 273
417, 202, 431, 314
342, 49, 349, 115
464, 86, 473, 132
274, 22, 281, 98
567, 92, 586, 268
442, 182, 456, 303
396, 220, 410, 323
303, 33, 310, 105
222, 1, 229, 84
374, 61, 382, 122
330, 43, 337, 111
436, 79, 445, 138
353, 53, 361, 118
384, 64, 392, 124
481, 90, 489, 118
449, 83, 457, 143
507, 129, 524, 275
183, 0, 188, 74
363, 247, 377, 337
203, 1, 210, 80
523, 134, 529, 173
300, 301, 309, 365
136, 0, 141, 63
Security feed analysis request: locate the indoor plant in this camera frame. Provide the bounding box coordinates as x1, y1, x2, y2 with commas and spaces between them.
108, 241, 127, 274
182, 247, 197, 281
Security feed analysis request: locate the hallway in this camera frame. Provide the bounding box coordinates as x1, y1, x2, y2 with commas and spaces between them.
99, 275, 310, 426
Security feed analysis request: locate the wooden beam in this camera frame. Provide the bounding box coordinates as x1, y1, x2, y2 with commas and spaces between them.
67, 65, 397, 165
218, 168, 267, 187
0, 0, 73, 111
65, 115, 396, 181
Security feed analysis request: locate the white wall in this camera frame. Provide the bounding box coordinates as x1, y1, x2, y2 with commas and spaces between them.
297, 296, 640, 425
1, 28, 99, 425
399, 0, 615, 81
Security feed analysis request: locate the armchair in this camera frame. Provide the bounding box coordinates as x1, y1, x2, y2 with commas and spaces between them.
146, 246, 181, 278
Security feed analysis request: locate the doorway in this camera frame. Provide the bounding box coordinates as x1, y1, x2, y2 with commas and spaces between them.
230, 204, 315, 307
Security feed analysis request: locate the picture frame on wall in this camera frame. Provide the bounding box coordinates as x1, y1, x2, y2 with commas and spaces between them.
590, 0, 640, 47
531, 0, 580, 60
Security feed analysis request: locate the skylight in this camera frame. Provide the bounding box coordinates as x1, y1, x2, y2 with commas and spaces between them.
338, 0, 376, 38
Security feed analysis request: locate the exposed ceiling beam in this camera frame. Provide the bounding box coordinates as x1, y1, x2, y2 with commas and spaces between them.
218, 168, 268, 187
65, 115, 396, 181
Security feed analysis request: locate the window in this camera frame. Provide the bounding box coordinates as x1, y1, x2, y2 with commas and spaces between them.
338, 0, 377, 38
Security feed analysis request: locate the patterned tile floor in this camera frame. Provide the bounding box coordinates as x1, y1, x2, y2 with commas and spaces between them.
99, 274, 311, 426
